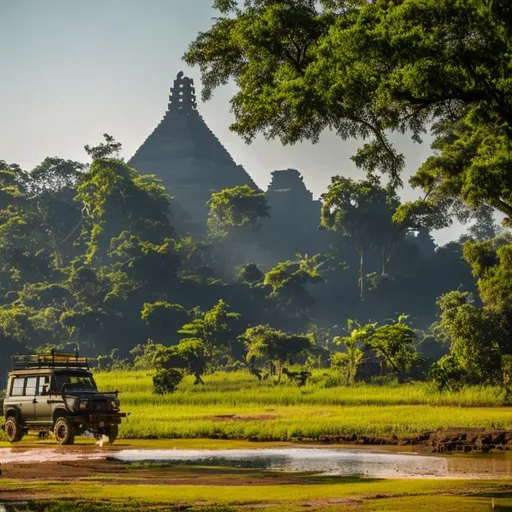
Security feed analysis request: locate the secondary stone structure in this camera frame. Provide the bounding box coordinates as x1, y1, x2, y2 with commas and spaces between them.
262, 169, 327, 263
129, 72, 257, 229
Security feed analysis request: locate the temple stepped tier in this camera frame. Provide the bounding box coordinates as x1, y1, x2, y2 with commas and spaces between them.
129, 72, 257, 227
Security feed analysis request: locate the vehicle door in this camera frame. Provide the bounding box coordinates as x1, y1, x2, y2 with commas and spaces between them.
34, 375, 52, 423
49, 373, 66, 412
9, 377, 36, 422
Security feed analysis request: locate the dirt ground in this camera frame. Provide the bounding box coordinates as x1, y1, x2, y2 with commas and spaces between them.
1, 458, 314, 485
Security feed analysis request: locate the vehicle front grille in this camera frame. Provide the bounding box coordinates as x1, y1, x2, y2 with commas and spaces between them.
88, 400, 108, 411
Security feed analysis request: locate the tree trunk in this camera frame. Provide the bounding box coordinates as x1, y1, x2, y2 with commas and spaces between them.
359, 249, 365, 300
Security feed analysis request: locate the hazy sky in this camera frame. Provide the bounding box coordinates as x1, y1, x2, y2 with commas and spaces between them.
1, 0, 464, 243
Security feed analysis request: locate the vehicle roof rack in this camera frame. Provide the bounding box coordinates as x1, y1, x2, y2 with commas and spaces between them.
12, 350, 89, 371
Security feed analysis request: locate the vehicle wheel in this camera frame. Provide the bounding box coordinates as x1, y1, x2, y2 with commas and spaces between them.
107, 424, 119, 444
5, 417, 23, 443
54, 417, 75, 445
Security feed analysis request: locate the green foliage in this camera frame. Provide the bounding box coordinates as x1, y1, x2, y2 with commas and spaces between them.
412, 105, 512, 225
436, 291, 508, 385
241, 324, 314, 373
238, 263, 264, 286
30, 157, 84, 193
429, 354, 465, 392
321, 177, 405, 297
169, 338, 208, 384
463, 234, 512, 314
364, 321, 420, 382
141, 302, 189, 344
332, 334, 364, 385
433, 233, 512, 388
95, 349, 130, 371
110, 233, 181, 291
264, 254, 323, 315
76, 158, 174, 263
340, 317, 420, 383
0, 305, 39, 347
130, 340, 173, 370
185, 0, 512, 210
84, 133, 123, 160
179, 299, 241, 354
152, 367, 185, 394
174, 236, 217, 284
207, 185, 269, 277
207, 185, 269, 240
464, 205, 502, 243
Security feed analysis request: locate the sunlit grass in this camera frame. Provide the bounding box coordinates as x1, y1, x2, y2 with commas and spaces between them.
5, 477, 512, 511
90, 370, 512, 441
4, 477, 508, 504
96, 370, 509, 407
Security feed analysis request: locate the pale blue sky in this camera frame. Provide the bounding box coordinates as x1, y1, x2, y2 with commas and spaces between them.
1, 0, 462, 242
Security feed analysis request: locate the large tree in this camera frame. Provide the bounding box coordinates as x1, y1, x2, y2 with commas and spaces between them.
241, 324, 313, 379
179, 299, 241, 359
76, 150, 174, 264
264, 253, 323, 316
321, 177, 405, 299
207, 185, 269, 275
185, 0, 512, 219
431, 234, 512, 387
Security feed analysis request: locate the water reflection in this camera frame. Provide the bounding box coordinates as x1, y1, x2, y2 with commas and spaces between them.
111, 448, 448, 478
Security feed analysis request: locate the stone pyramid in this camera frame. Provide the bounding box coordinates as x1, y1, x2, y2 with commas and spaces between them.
129, 72, 257, 228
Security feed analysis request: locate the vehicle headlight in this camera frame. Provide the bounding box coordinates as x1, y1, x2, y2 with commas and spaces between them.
111, 399, 120, 410
79, 399, 89, 410
65, 396, 79, 411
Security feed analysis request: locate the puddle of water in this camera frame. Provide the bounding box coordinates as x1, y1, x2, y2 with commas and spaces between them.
110, 448, 447, 478
2, 447, 512, 479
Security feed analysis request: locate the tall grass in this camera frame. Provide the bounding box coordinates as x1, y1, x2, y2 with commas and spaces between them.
92, 370, 512, 441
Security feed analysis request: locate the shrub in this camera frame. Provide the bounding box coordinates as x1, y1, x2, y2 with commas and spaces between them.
153, 368, 184, 394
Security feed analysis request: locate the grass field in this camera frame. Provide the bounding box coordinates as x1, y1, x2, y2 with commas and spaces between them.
88, 370, 512, 441
3, 370, 512, 511
3, 472, 512, 512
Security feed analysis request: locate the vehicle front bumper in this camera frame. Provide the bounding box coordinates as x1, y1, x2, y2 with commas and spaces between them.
72, 412, 127, 425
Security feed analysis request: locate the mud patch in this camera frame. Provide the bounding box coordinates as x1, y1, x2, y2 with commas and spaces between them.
206, 414, 278, 422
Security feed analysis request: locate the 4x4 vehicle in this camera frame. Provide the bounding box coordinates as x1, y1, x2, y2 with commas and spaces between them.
2, 352, 126, 445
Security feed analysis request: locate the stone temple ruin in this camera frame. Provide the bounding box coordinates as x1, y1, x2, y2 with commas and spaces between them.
129, 72, 257, 230
129, 72, 325, 262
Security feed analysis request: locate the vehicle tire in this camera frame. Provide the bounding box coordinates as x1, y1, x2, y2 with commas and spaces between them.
107, 424, 119, 444
54, 416, 75, 445
4, 417, 23, 443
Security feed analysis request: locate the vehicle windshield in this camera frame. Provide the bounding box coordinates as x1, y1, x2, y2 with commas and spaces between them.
54, 373, 97, 392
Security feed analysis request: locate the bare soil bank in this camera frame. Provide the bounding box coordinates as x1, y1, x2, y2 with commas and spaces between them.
296, 428, 512, 452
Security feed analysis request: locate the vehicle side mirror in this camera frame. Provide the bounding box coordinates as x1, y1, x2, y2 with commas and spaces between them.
41, 385, 49, 396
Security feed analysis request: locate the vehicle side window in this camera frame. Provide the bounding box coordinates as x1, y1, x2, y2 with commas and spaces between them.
25, 377, 38, 396
38, 376, 50, 395
11, 378, 25, 397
